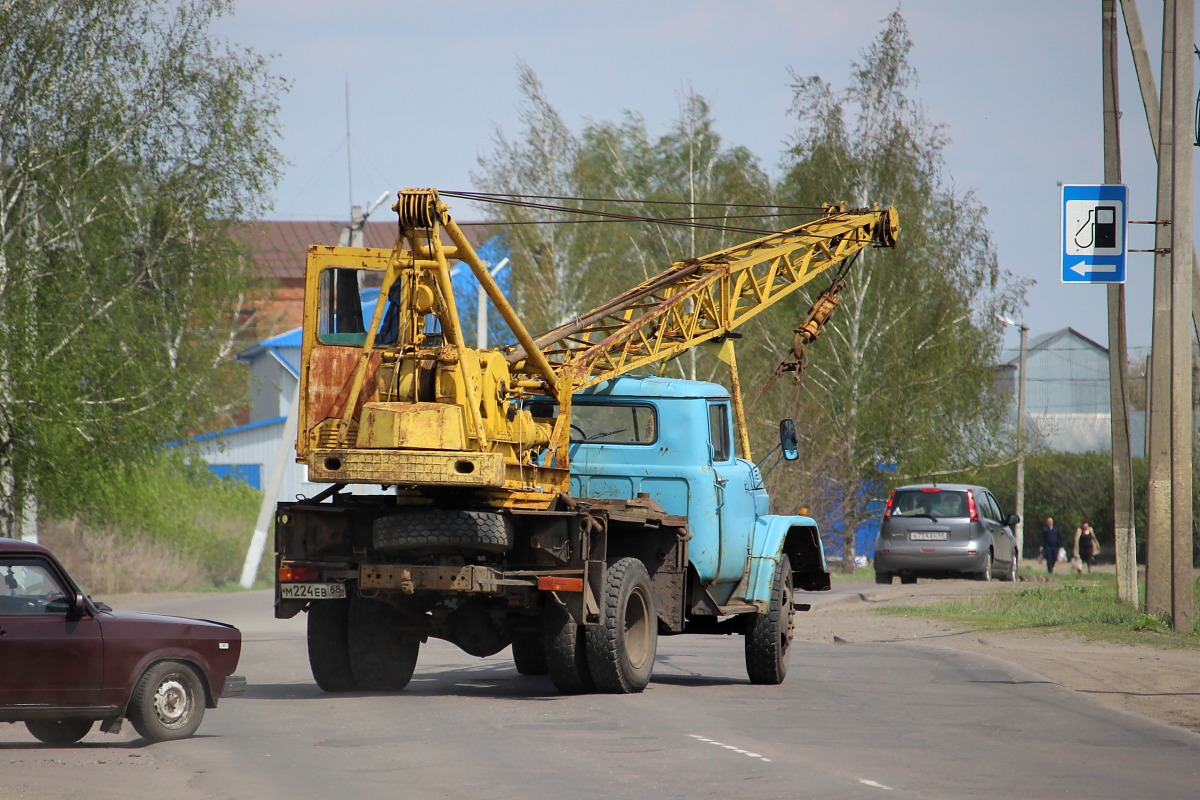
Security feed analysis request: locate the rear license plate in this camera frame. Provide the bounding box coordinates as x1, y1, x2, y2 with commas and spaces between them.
280, 582, 347, 600
909, 531, 948, 541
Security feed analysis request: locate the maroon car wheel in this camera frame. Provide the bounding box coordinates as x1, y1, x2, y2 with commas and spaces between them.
128, 661, 206, 743
24, 718, 94, 745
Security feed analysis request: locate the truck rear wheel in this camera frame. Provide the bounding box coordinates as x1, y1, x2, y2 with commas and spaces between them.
543, 601, 594, 694
745, 553, 793, 685
511, 636, 548, 675
586, 557, 657, 694
372, 509, 512, 554
347, 595, 419, 691
307, 598, 358, 692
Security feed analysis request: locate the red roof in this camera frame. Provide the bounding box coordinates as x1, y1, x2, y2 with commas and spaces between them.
230, 219, 500, 282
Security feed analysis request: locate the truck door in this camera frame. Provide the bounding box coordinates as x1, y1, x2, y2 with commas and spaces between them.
708, 401, 757, 588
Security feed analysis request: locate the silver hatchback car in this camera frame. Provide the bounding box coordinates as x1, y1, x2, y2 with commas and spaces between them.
872, 483, 1020, 584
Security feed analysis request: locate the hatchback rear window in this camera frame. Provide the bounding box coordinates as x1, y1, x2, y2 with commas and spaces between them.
892, 489, 968, 518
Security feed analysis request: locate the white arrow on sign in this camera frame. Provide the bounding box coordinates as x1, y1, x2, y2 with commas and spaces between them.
1069, 260, 1119, 276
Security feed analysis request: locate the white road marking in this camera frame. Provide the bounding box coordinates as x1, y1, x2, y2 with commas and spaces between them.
858, 778, 893, 790
687, 734, 771, 762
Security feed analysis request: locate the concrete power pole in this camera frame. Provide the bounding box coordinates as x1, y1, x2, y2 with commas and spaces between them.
1167, 0, 1194, 633
1144, 0, 1194, 630
1102, 0, 1139, 606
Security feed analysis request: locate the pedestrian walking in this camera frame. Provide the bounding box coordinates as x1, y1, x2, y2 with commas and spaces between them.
1074, 520, 1099, 572
1040, 517, 1061, 574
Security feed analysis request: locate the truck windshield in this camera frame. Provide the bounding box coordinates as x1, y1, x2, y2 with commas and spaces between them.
527, 402, 657, 445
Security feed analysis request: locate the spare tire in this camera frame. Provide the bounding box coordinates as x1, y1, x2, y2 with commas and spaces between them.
373, 509, 513, 554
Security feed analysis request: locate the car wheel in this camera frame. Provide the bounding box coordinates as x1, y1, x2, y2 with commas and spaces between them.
1006, 551, 1019, 582
744, 554, 794, 685
977, 551, 994, 582
900, 575, 917, 585
24, 718, 94, 745
128, 661, 205, 743
874, 571, 894, 585
586, 557, 658, 693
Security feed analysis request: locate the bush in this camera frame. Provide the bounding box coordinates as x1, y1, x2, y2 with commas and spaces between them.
39, 449, 263, 588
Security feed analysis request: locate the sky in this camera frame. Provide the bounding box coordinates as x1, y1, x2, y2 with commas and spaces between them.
213, 0, 1196, 355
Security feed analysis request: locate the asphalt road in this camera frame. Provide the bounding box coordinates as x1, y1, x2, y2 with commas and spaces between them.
2, 589, 1197, 800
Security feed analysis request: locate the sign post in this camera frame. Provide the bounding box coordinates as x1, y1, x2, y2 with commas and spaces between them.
1061, 184, 1128, 283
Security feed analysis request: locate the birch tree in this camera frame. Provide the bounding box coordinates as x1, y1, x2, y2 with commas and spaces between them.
775, 10, 1026, 567
0, 0, 284, 535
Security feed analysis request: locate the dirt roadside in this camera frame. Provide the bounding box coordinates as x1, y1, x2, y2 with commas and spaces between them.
796, 577, 1200, 735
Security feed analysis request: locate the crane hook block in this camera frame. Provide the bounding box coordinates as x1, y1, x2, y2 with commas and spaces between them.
792, 281, 844, 358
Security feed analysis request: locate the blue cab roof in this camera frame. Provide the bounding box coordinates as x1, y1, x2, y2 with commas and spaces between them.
578, 375, 731, 400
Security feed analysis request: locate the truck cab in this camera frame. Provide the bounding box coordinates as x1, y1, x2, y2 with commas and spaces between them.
550, 375, 830, 609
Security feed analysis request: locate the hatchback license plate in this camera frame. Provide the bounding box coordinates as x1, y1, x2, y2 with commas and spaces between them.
909, 531, 947, 541
280, 582, 346, 600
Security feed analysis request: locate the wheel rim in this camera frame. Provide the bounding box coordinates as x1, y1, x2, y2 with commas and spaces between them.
623, 589, 651, 670
153, 677, 192, 728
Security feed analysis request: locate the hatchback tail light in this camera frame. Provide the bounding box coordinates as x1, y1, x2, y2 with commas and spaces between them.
882, 490, 896, 521
966, 489, 979, 522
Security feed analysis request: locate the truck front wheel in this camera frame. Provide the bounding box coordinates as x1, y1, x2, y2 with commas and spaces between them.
586, 557, 657, 694
745, 553, 793, 685
308, 598, 358, 692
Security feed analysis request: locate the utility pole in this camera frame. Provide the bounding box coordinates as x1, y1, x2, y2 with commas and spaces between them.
1144, 0, 1194, 630
1102, 0, 1138, 605
1166, 0, 1194, 633
1145, 0, 1177, 619
1015, 323, 1028, 559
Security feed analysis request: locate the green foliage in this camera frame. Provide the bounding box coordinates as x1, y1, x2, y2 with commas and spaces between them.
772, 9, 1026, 562
42, 448, 260, 583
0, 0, 285, 534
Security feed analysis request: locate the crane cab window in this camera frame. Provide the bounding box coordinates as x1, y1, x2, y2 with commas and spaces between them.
316, 268, 399, 346
708, 402, 732, 462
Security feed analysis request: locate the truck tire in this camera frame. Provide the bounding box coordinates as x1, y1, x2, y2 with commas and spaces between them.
745, 553, 793, 685
373, 509, 513, 554
307, 598, 358, 692
24, 718, 94, 745
127, 661, 206, 742
543, 601, 594, 694
585, 557, 657, 694
511, 636, 548, 675
348, 595, 420, 691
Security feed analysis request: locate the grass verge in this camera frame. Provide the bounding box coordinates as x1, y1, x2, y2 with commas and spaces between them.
876, 571, 1200, 649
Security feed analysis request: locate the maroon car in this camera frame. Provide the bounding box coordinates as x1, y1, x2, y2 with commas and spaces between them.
0, 537, 244, 745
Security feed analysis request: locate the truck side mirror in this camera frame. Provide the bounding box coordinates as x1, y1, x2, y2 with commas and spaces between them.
779, 419, 799, 461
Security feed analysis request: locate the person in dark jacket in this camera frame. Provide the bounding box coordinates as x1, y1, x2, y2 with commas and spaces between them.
1040, 517, 1061, 573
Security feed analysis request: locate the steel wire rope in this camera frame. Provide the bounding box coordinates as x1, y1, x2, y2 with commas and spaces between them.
441, 190, 880, 244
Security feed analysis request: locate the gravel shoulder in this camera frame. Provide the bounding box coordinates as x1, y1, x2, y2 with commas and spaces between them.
795, 577, 1200, 735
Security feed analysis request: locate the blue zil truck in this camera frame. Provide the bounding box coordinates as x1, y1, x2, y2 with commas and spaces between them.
273, 189, 898, 694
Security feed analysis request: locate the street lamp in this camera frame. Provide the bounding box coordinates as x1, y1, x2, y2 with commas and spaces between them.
998, 315, 1029, 559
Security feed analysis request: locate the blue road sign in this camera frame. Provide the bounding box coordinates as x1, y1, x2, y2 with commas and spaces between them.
1061, 184, 1127, 284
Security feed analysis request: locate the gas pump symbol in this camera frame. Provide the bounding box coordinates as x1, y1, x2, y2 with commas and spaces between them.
1074, 205, 1117, 250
